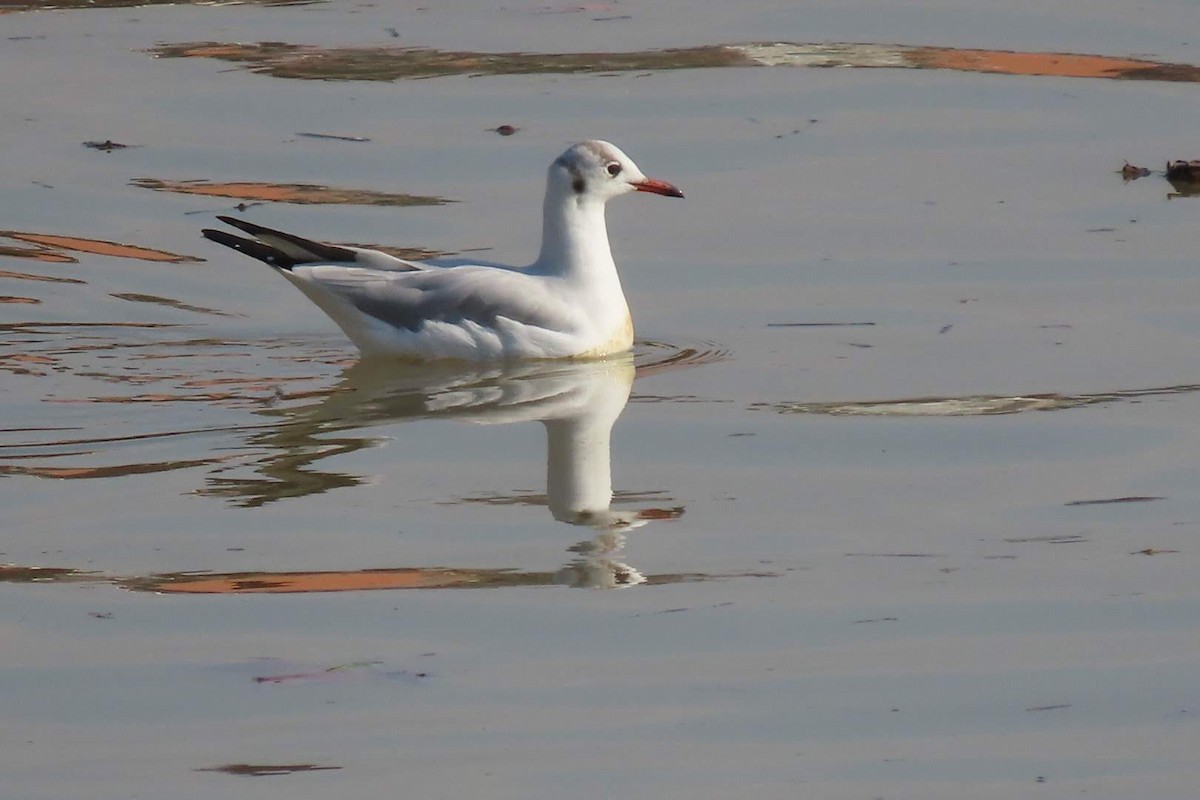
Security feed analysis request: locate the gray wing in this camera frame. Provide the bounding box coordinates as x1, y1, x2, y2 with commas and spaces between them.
293, 263, 577, 334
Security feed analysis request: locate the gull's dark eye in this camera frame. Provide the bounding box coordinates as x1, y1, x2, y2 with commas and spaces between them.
606, 162, 622, 178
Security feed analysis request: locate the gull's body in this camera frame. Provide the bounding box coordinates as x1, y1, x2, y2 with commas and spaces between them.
202, 140, 682, 361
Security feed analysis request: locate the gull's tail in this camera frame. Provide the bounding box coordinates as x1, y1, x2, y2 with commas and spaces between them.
201, 216, 357, 272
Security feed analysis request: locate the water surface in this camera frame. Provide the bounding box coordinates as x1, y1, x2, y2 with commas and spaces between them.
3, 2, 1200, 798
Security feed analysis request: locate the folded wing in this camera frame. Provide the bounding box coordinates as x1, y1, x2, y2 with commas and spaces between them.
294, 263, 575, 334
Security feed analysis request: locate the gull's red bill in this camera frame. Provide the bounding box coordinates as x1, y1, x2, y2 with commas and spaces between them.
633, 178, 685, 198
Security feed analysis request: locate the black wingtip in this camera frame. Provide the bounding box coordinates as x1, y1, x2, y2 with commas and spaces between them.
208, 215, 357, 263
215, 215, 258, 235
202, 227, 296, 270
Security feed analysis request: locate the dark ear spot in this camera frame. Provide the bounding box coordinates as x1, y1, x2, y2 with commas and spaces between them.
572, 177, 585, 194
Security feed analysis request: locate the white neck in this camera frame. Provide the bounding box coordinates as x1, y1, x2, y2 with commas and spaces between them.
533, 189, 619, 285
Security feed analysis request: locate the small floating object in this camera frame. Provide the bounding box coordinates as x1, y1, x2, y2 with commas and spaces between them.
1165, 160, 1200, 181
1064, 495, 1165, 506
766, 321, 875, 327
195, 763, 342, 777
296, 131, 371, 142
82, 139, 130, 152
0, 230, 202, 263
1165, 159, 1200, 195
491, 124, 519, 136
253, 661, 383, 684
183, 202, 265, 216
1119, 161, 1150, 181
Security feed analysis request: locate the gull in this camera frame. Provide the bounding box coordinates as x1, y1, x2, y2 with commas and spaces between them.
202, 140, 683, 361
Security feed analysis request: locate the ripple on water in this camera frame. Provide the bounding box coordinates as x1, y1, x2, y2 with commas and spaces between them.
0, 329, 725, 503
763, 383, 1200, 417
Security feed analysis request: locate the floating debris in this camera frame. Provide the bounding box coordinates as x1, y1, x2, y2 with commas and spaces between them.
0, 245, 85, 264
767, 321, 876, 328
1120, 161, 1151, 181
149, 41, 1200, 84
8, 0, 326, 10
0, 268, 85, 284
630, 601, 734, 618
773, 121, 818, 139
296, 131, 371, 142
491, 124, 519, 136
82, 139, 131, 152
1, 560, 750, 594
183, 202, 265, 216
130, 178, 450, 207
110, 292, 236, 317
0, 230, 202, 264
195, 763, 342, 778
149, 41, 747, 81
1065, 496, 1165, 506
765, 383, 1200, 417
254, 661, 384, 684
1133, 548, 1180, 556
1004, 534, 1087, 544
0, 459, 221, 480
0, 566, 92, 584
1165, 160, 1200, 181
844, 552, 944, 558
1165, 159, 1200, 195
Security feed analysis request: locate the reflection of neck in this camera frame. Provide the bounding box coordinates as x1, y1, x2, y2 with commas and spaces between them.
544, 414, 614, 524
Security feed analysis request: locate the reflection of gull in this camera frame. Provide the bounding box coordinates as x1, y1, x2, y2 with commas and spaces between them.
202, 140, 682, 360
216, 355, 680, 587
453, 358, 661, 588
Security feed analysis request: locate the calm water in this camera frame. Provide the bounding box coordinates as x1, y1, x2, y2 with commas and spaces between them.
3, 2, 1200, 798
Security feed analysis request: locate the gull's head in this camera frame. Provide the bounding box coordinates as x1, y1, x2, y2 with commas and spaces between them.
548, 140, 684, 204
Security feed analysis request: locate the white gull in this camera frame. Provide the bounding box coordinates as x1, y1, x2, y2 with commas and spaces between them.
202, 140, 683, 361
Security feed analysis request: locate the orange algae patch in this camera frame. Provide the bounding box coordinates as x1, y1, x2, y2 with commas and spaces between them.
0, 459, 217, 479
140, 568, 492, 594
1, 231, 201, 263
0, 268, 86, 283
130, 178, 448, 207
910, 47, 1154, 79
